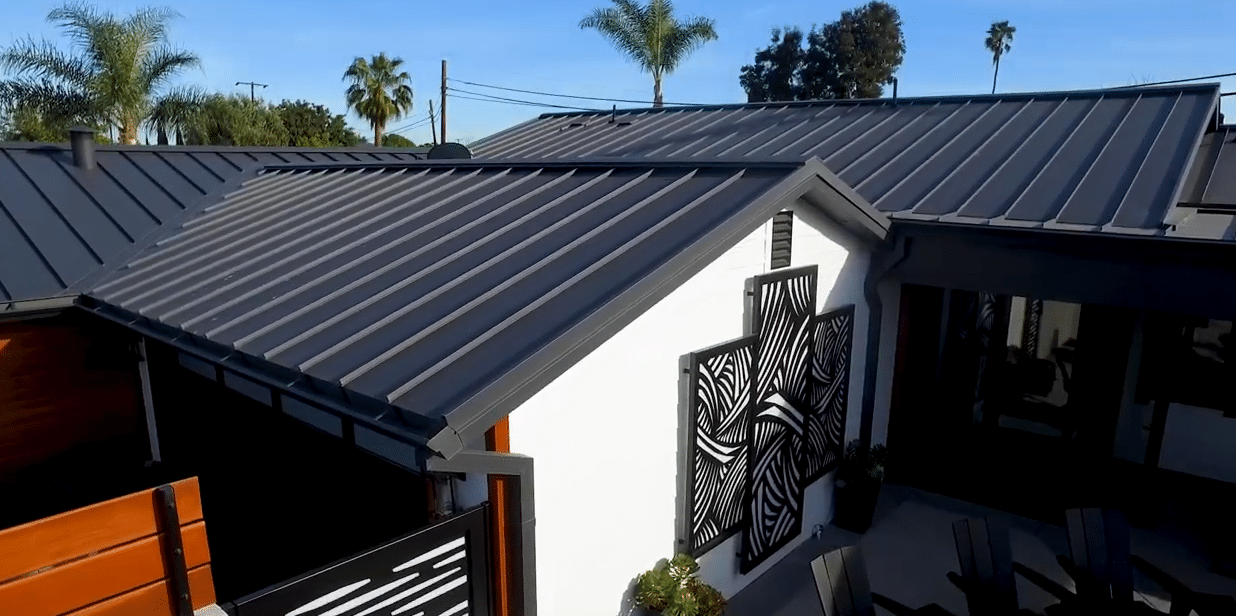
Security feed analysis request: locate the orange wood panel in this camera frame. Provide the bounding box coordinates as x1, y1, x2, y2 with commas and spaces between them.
485, 416, 515, 615
0, 522, 210, 616
0, 318, 143, 479
485, 416, 511, 453
64, 564, 216, 616
0, 478, 203, 582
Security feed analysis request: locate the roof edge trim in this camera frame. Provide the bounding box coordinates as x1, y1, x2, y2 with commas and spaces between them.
0, 295, 79, 321
433, 160, 885, 450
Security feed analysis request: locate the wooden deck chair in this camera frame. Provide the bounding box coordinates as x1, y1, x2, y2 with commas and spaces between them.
0, 477, 216, 616
1059, 508, 1136, 605
1056, 508, 1236, 615
811, 545, 957, 616
949, 517, 1054, 616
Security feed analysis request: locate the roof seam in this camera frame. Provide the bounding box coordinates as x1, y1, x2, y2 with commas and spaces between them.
1050, 93, 1144, 226
1, 149, 102, 277
221, 169, 583, 347
1104, 93, 1181, 229
386, 169, 750, 401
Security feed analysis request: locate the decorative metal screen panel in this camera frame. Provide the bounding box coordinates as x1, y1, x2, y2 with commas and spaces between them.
805, 305, 853, 483
230, 505, 490, 616
683, 336, 757, 557
741, 266, 817, 573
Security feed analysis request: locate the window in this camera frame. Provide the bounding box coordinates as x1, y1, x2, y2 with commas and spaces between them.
770, 211, 793, 269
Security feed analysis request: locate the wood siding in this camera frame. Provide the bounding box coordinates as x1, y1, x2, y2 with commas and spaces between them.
0, 313, 144, 481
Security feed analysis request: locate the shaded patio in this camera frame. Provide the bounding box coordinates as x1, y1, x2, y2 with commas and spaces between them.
726, 482, 1236, 616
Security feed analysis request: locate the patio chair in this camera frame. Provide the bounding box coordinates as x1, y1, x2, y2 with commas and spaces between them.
948, 517, 1055, 616
811, 545, 958, 616
1053, 508, 1200, 615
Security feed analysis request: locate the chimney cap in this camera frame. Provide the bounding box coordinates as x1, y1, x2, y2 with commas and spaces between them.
68, 125, 97, 135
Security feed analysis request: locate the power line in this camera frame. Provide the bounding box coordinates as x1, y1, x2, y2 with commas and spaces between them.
448, 77, 705, 107
1108, 71, 1236, 90
446, 88, 604, 111
449, 93, 598, 112
387, 117, 433, 135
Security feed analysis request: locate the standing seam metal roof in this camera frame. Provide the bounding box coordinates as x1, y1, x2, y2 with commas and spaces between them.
89, 160, 849, 435
471, 85, 1221, 239
1168, 126, 1236, 241
0, 144, 422, 303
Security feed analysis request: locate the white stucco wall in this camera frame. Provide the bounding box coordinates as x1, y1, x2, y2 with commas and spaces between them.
507, 205, 873, 616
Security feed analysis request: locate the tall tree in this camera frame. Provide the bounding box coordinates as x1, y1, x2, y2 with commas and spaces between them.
985, 20, 1016, 94
740, 1, 905, 102
0, 2, 203, 144
343, 53, 413, 146
738, 27, 806, 103
580, 0, 718, 107
276, 100, 362, 147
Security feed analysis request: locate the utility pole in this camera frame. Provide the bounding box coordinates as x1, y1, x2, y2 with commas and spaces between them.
440, 60, 447, 144
428, 100, 437, 145
236, 81, 268, 102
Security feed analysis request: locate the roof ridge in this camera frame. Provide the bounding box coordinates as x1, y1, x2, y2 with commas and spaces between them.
533, 82, 1223, 119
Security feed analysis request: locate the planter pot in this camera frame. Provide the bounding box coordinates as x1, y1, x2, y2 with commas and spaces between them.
833, 480, 882, 533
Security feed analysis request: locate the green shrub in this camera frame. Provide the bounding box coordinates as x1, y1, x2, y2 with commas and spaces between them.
633, 553, 726, 616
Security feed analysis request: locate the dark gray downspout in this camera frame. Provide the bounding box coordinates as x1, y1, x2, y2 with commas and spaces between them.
859, 234, 911, 449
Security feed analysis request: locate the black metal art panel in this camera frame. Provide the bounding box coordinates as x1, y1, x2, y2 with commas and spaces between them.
230, 505, 490, 616
684, 336, 757, 557
741, 266, 817, 573
805, 305, 853, 483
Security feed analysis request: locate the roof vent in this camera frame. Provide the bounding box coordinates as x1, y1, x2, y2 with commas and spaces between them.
69, 126, 96, 170
427, 142, 473, 160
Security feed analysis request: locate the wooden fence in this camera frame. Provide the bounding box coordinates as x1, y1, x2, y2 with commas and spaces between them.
0, 477, 215, 616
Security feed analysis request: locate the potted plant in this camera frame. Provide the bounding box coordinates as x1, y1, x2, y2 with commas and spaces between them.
632, 553, 727, 616
832, 439, 888, 533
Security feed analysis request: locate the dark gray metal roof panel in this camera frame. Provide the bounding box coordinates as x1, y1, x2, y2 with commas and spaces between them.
472, 85, 1220, 238
89, 162, 801, 425
0, 144, 422, 302
1168, 126, 1236, 241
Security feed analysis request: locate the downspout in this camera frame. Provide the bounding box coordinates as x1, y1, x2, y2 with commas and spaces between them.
859, 233, 911, 449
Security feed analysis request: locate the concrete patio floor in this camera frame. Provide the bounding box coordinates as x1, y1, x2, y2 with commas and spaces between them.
725, 482, 1236, 616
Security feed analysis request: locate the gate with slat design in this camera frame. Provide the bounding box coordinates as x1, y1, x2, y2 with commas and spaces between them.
228, 504, 490, 616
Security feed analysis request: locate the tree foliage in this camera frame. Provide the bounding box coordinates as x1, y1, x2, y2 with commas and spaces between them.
343, 53, 413, 146
580, 0, 717, 107
181, 94, 288, 146
985, 20, 1015, 94
739, 1, 905, 102
377, 132, 419, 148
0, 1, 203, 144
276, 99, 362, 147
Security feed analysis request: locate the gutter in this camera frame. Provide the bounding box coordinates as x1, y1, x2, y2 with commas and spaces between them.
427, 450, 537, 616
859, 233, 911, 448
0, 295, 79, 322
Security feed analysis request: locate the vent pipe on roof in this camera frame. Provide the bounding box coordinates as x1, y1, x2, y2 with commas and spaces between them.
69, 126, 97, 170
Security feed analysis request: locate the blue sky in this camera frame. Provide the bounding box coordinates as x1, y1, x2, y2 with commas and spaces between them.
3, 0, 1233, 145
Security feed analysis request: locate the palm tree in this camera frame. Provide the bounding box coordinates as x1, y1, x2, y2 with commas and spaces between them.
343, 53, 414, 146
580, 0, 718, 107
0, 2, 203, 144
985, 20, 1016, 94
